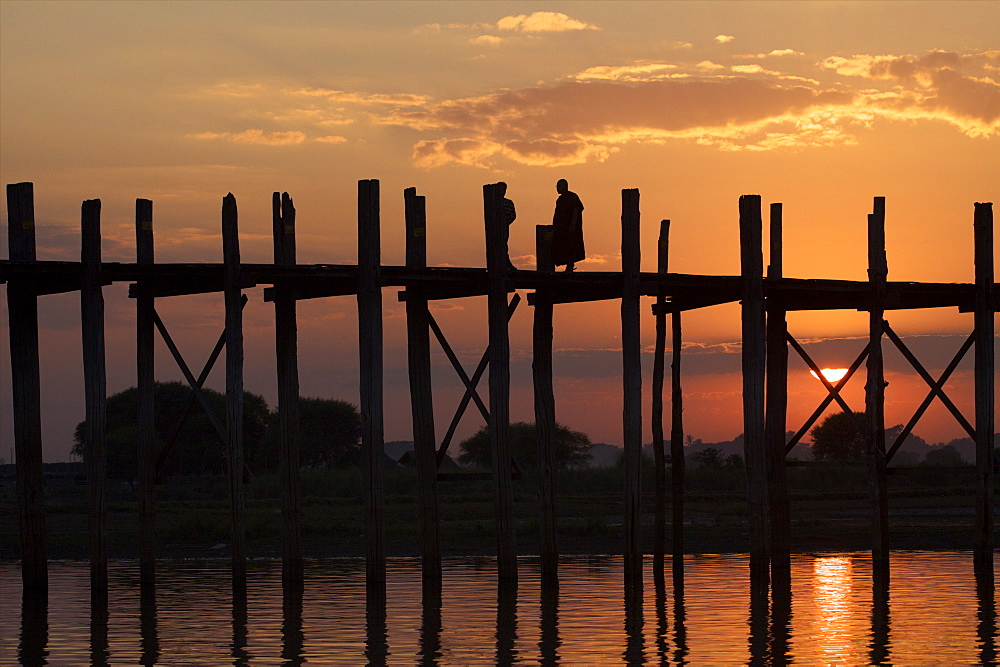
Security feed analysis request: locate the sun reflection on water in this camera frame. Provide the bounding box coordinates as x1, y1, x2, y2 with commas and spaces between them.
813, 555, 855, 661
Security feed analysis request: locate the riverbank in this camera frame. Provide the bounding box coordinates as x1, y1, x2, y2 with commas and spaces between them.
1, 465, 995, 561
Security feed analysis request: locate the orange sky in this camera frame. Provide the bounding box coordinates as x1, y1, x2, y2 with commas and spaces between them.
1, 1, 997, 461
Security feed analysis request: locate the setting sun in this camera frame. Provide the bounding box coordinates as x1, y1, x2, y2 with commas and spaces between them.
810, 368, 850, 383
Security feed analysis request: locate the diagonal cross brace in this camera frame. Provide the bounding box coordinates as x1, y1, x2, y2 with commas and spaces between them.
785, 334, 870, 453
883, 324, 976, 462
155, 294, 248, 476
431, 293, 521, 465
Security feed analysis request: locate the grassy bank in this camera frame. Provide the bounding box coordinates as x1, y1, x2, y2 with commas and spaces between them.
0, 463, 995, 561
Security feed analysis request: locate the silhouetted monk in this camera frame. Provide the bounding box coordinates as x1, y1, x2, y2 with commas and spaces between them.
551, 178, 584, 272
498, 181, 517, 270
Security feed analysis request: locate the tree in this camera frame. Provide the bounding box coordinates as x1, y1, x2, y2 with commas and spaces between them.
922, 444, 966, 467
458, 422, 592, 470
810, 411, 868, 462
256, 397, 361, 470
72, 381, 269, 483
692, 447, 725, 469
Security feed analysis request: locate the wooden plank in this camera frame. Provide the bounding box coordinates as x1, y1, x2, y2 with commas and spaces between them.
222, 193, 247, 601
652, 220, 668, 573
135, 199, 156, 594
973, 201, 995, 579
484, 182, 517, 585
358, 179, 386, 597
404, 186, 441, 591
764, 202, 790, 584
866, 197, 889, 584
533, 224, 558, 584
81, 198, 108, 611
739, 194, 769, 585
273, 191, 303, 587
620, 188, 642, 595
6, 182, 47, 596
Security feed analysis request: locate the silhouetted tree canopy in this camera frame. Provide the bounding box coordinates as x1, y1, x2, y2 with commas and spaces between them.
922, 444, 966, 466
458, 422, 592, 470
72, 381, 268, 482
255, 397, 361, 470
809, 411, 906, 463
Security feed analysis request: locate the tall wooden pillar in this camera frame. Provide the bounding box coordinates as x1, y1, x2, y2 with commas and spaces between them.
6, 182, 47, 595
483, 182, 517, 585
272, 192, 303, 588
652, 220, 669, 572
533, 224, 557, 585
973, 201, 994, 579
135, 198, 156, 592
81, 198, 108, 609
670, 291, 685, 589
621, 188, 643, 595
866, 196, 889, 584
358, 179, 386, 596
404, 186, 441, 593
739, 194, 769, 584
222, 194, 247, 598
765, 202, 790, 584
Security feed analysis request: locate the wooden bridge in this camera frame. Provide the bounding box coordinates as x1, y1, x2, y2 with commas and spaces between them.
3, 180, 995, 614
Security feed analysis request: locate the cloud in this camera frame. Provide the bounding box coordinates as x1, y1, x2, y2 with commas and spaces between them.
469, 34, 503, 47
820, 50, 1000, 137
497, 11, 599, 32
315, 135, 347, 144
737, 49, 804, 59
189, 129, 306, 145
573, 62, 680, 81
714, 34, 735, 43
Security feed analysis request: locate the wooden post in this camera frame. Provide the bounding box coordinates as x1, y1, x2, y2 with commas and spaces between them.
358, 179, 386, 596
81, 198, 108, 610
533, 224, 557, 584
621, 188, 643, 596
652, 219, 669, 573
222, 194, 247, 598
5, 182, 47, 595
404, 186, 441, 593
670, 297, 685, 590
272, 192, 303, 589
135, 198, 156, 593
866, 196, 889, 584
765, 202, 790, 585
973, 201, 994, 579
739, 194, 769, 585
484, 182, 517, 585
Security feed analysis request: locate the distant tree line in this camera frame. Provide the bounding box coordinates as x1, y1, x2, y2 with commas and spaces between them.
72, 382, 361, 484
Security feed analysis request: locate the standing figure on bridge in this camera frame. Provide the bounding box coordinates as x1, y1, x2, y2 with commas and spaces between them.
551, 178, 585, 272
498, 181, 517, 270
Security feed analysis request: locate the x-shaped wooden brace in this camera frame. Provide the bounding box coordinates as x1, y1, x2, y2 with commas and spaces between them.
429, 293, 521, 466
785, 333, 871, 453
882, 322, 975, 461
151, 294, 249, 477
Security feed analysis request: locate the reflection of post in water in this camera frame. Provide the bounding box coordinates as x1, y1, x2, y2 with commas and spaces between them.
139, 586, 159, 666
19, 590, 48, 667
366, 588, 389, 665
868, 576, 891, 666
420, 588, 443, 665
672, 582, 689, 665
495, 584, 518, 665
747, 576, 770, 664
769, 571, 793, 664
622, 581, 645, 665
976, 570, 997, 666
90, 598, 109, 667
231, 585, 250, 667
654, 569, 669, 665
539, 583, 560, 665
282, 576, 305, 666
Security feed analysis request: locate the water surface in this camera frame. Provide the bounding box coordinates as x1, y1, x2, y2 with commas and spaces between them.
0, 552, 995, 664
